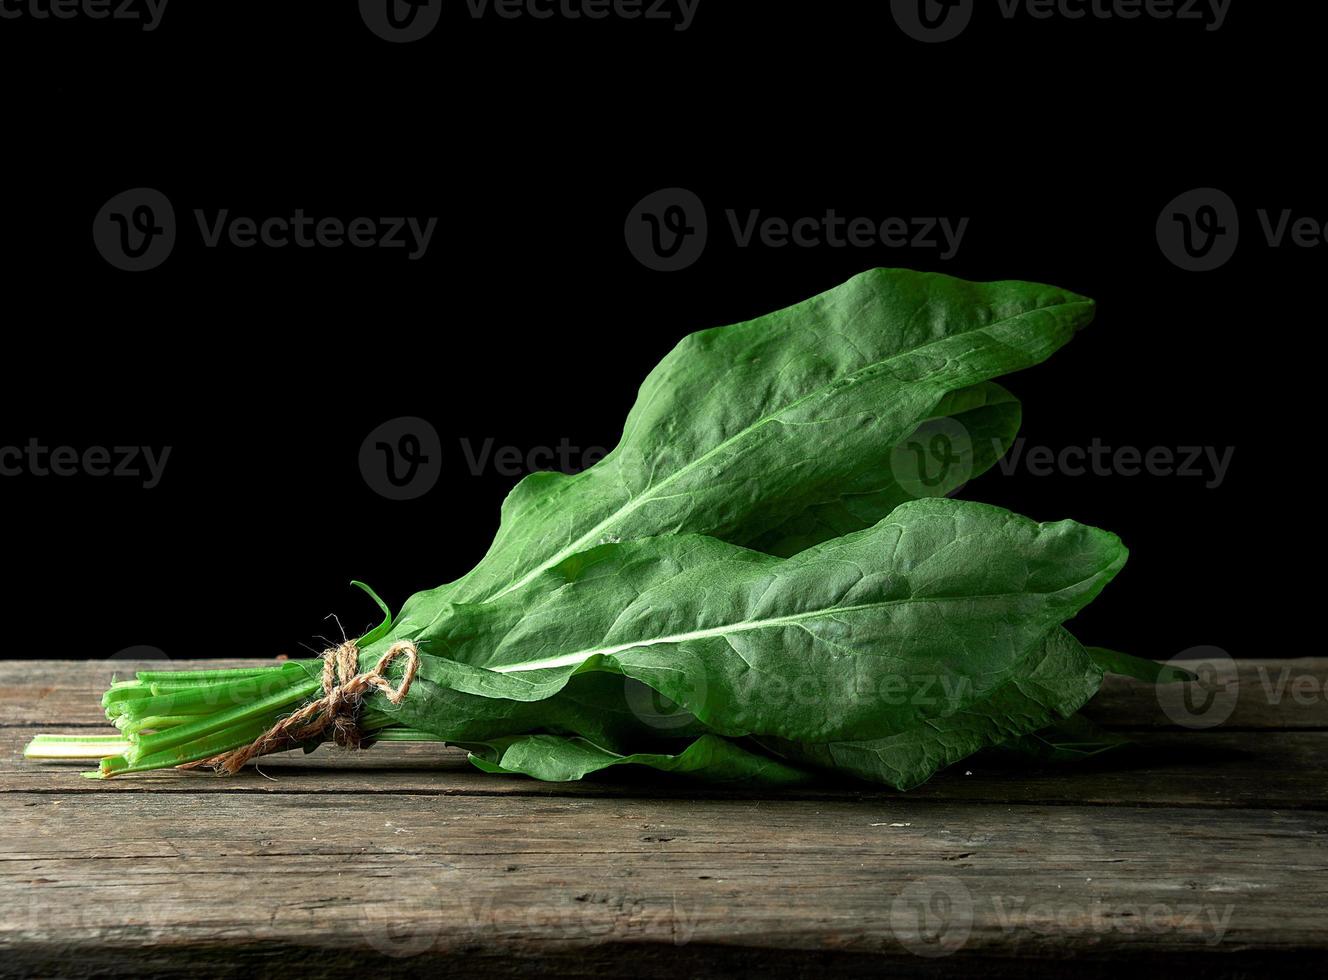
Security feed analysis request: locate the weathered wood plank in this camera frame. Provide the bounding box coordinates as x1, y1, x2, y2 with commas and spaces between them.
1083, 657, 1328, 730
1, 792, 1324, 978
6, 728, 1327, 810
5, 658, 1327, 730
3, 659, 1325, 976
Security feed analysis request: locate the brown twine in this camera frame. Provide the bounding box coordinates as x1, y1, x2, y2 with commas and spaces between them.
181, 640, 419, 776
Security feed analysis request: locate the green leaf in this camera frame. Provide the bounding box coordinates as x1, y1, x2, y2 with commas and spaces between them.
755, 627, 1104, 789
464, 733, 814, 786
748, 381, 1022, 557
380, 498, 1126, 744
456, 628, 1109, 790
1087, 646, 1197, 683
391, 268, 1093, 627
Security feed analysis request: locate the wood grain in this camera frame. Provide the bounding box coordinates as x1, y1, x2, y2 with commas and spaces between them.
1, 658, 1324, 978
4, 728, 1326, 809
2, 792, 1325, 977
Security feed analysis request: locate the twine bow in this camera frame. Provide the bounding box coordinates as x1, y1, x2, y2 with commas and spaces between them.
184, 640, 419, 776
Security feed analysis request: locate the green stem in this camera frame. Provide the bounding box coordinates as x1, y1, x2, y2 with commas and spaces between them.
25, 734, 132, 759
134, 663, 312, 684
368, 728, 447, 743
114, 714, 198, 735
115, 671, 316, 723
130, 676, 320, 758
98, 715, 282, 777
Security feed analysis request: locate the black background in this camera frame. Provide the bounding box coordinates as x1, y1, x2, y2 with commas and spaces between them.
0, 0, 1303, 665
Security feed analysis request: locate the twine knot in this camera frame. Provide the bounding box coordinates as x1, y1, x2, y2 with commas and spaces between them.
186, 640, 419, 776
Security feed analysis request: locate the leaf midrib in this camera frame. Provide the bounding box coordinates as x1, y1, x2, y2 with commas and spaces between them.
489, 585, 1094, 675
483, 297, 1088, 604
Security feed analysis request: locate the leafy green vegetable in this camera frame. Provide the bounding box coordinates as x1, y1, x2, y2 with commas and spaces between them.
26, 267, 1178, 790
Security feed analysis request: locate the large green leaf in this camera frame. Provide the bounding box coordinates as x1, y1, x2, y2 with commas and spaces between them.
376, 498, 1126, 744
390, 269, 1092, 632
446, 626, 1103, 789
756, 626, 1104, 789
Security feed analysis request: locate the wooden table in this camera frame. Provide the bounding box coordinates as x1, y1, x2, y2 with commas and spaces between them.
3, 658, 1325, 977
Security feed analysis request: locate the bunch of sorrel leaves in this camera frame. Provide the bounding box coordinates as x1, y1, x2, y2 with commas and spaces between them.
28, 268, 1192, 788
